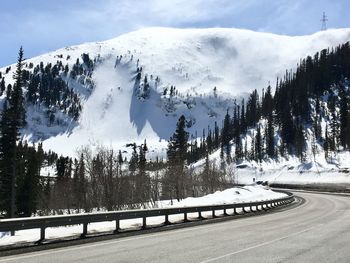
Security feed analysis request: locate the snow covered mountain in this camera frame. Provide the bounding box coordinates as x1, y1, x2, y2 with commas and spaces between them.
1, 27, 350, 157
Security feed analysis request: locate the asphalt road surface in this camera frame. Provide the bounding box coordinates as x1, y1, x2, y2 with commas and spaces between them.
1, 191, 349, 263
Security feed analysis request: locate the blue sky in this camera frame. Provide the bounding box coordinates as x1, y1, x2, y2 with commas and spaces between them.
0, 0, 349, 67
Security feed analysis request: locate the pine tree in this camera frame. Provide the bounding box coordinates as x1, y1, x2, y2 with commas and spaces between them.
266, 112, 275, 158
280, 103, 295, 153
202, 152, 210, 194
166, 115, 189, 201
0, 78, 5, 96
339, 84, 348, 149
295, 125, 305, 161
78, 154, 88, 212
129, 143, 138, 172
214, 121, 220, 148
324, 125, 330, 159
16, 144, 42, 216
136, 140, 150, 205
0, 47, 26, 217
221, 110, 231, 160
255, 126, 263, 162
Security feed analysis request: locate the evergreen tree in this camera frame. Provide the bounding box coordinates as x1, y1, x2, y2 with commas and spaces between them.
266, 112, 275, 158
166, 115, 189, 201
295, 125, 306, 161
246, 89, 260, 127
129, 143, 138, 172
339, 84, 349, 149
16, 144, 42, 216
139, 140, 150, 205
280, 103, 295, 153
255, 126, 263, 162
324, 125, 329, 159
0, 47, 26, 217
213, 121, 220, 149
0, 78, 5, 96
221, 110, 231, 161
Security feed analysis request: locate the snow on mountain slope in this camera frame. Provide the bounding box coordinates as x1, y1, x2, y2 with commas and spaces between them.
1, 27, 350, 156
109, 27, 350, 94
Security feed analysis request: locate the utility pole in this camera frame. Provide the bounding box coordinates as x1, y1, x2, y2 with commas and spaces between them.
321, 12, 328, 31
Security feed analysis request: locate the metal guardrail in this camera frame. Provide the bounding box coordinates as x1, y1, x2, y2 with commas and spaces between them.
0, 191, 294, 243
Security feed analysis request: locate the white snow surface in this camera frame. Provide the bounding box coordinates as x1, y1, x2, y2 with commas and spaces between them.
173, 185, 285, 207
196, 145, 350, 186
0, 185, 284, 246
1, 27, 350, 157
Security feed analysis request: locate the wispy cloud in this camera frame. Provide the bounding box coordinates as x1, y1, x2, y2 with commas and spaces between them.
0, 0, 349, 66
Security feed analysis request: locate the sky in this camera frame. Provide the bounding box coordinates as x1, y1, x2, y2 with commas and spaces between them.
0, 0, 349, 67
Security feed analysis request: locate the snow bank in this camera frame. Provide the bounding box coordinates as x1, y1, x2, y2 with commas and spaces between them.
170, 185, 285, 207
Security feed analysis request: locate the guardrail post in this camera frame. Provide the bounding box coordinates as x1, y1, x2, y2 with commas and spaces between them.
255, 205, 259, 212
142, 217, 147, 229
40, 227, 46, 242
184, 212, 188, 222
81, 223, 88, 238
242, 206, 248, 213
198, 211, 203, 219
233, 207, 238, 215
114, 219, 120, 233
224, 208, 228, 216
212, 210, 216, 218
164, 214, 170, 225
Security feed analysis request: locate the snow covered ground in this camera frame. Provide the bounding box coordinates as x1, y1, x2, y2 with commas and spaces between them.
237, 168, 350, 186
234, 152, 350, 186
0, 185, 285, 246
190, 143, 350, 186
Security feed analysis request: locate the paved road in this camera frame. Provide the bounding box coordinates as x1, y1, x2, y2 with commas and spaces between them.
1, 191, 349, 263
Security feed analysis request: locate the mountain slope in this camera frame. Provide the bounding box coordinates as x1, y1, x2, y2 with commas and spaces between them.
1, 27, 350, 156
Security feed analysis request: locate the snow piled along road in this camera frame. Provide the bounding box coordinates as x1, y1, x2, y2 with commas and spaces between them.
170, 185, 285, 207
0, 185, 285, 246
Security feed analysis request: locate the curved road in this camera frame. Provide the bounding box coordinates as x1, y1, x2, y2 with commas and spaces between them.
1, 191, 350, 262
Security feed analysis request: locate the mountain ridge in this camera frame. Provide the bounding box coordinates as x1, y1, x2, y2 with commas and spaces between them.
1, 27, 350, 156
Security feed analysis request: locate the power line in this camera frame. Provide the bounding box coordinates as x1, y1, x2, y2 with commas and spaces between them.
321, 12, 328, 31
